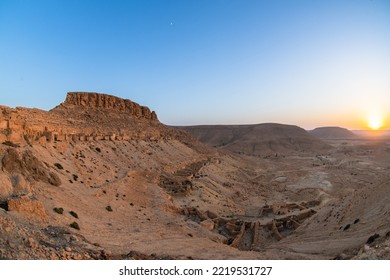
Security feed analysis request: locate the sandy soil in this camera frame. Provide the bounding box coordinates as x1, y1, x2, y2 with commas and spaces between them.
1, 134, 389, 259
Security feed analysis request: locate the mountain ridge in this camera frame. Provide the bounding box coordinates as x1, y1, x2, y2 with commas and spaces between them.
176, 123, 332, 156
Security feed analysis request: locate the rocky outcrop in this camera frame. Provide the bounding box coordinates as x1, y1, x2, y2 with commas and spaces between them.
63, 92, 158, 121
2, 148, 61, 187
0, 173, 13, 200
0, 92, 170, 146
7, 197, 48, 222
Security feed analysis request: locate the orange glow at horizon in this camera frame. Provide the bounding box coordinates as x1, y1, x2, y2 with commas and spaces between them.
367, 113, 384, 130
299, 110, 389, 131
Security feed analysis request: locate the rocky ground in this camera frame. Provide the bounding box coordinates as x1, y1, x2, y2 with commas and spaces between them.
1, 92, 389, 260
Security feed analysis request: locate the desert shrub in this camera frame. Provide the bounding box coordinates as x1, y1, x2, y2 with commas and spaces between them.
53, 207, 64, 214
0, 201, 9, 211
69, 222, 80, 230
95, 147, 101, 153
69, 211, 78, 218
343, 224, 350, 231
366, 233, 380, 244
54, 163, 63, 170
105, 206, 113, 212
72, 174, 78, 181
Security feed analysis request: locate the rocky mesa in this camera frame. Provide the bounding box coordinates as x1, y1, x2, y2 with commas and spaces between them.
0, 92, 173, 146
61, 92, 158, 121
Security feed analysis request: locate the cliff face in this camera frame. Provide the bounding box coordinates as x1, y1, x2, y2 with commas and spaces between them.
64, 92, 158, 121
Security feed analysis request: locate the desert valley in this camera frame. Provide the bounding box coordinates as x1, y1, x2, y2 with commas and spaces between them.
1, 92, 389, 260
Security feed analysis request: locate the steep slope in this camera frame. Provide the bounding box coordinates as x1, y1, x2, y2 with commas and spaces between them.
178, 123, 332, 156
309, 127, 358, 140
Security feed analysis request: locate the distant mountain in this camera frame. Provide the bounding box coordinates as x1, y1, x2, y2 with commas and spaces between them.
177, 123, 331, 156
309, 127, 358, 140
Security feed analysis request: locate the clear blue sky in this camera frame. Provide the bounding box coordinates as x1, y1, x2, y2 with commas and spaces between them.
1, 0, 389, 129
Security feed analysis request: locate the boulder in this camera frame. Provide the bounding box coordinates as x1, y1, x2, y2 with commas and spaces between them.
0, 173, 13, 200
7, 197, 48, 221
200, 219, 215, 231
10, 174, 31, 195
2, 148, 61, 186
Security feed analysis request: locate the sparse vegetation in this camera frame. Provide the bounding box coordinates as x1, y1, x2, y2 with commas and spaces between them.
69, 222, 80, 230
69, 211, 79, 218
54, 163, 64, 170
0, 201, 9, 211
367, 233, 380, 244
95, 147, 101, 153
106, 206, 113, 212
72, 174, 78, 181
53, 207, 64, 214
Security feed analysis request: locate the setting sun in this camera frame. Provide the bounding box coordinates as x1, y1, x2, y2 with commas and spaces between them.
368, 114, 383, 130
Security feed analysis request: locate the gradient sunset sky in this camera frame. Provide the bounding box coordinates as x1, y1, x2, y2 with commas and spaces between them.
0, 0, 389, 129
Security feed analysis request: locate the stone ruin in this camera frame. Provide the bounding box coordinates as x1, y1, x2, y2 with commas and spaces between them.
158, 160, 208, 196
181, 201, 319, 251
156, 156, 321, 251
0, 92, 161, 146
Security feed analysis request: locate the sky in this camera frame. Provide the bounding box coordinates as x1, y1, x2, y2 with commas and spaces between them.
0, 0, 389, 129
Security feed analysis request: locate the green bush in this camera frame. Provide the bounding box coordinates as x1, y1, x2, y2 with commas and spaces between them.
69, 222, 80, 230
69, 211, 78, 218
105, 206, 113, 212
54, 163, 63, 170
53, 207, 64, 214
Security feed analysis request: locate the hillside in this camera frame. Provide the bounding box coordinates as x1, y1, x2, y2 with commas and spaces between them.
309, 127, 358, 140
178, 123, 332, 156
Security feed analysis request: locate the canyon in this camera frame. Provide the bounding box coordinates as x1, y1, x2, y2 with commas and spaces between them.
1, 92, 389, 260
